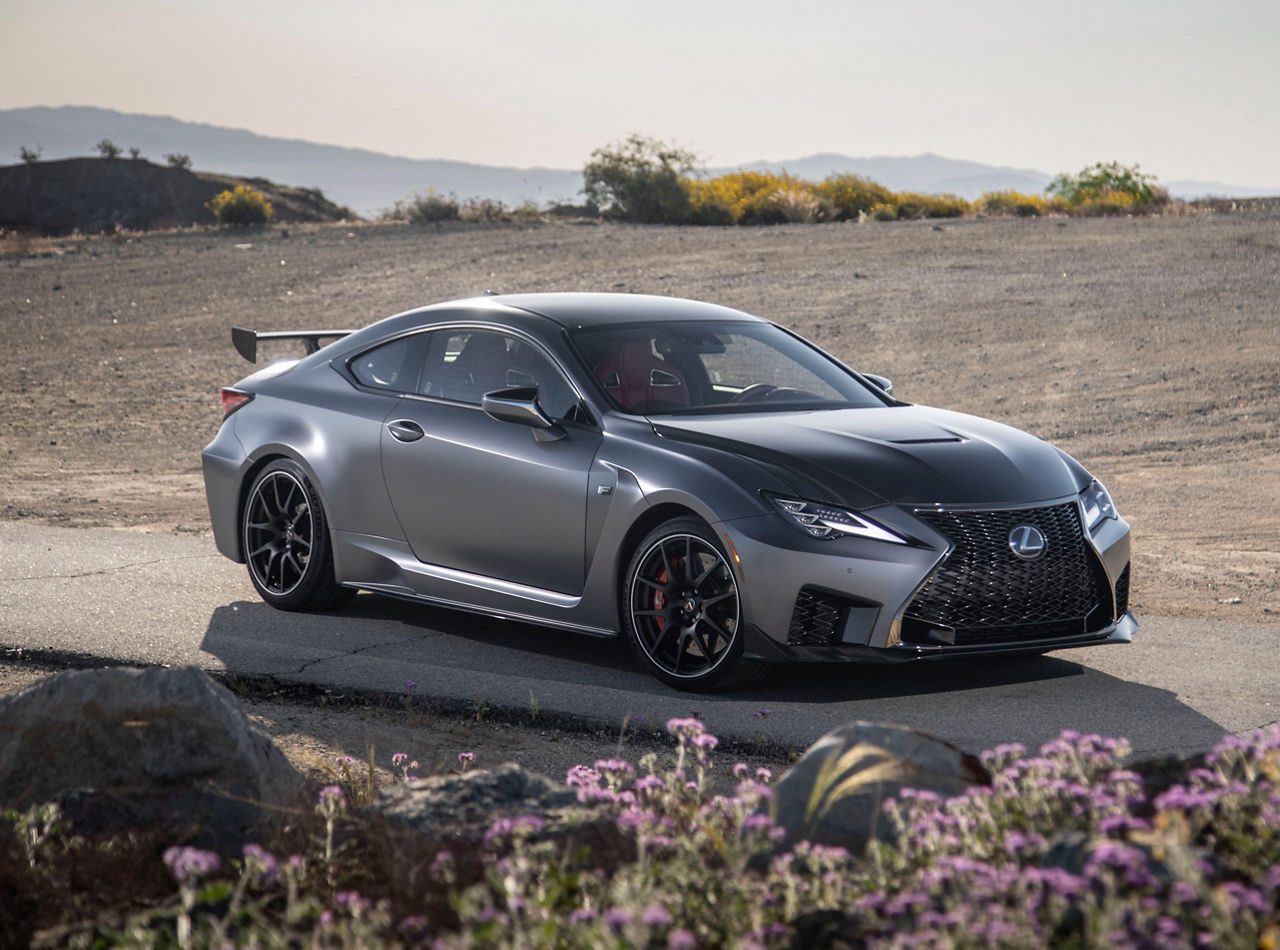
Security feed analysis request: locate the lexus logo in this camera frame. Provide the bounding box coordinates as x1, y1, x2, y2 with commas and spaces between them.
1008, 524, 1047, 560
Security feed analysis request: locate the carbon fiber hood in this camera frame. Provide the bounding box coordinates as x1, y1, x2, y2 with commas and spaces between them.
653, 405, 1086, 509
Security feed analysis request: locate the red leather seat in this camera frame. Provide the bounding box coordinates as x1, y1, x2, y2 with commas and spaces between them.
595, 340, 690, 411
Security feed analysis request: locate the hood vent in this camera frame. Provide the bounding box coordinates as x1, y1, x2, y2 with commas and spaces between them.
891, 437, 964, 445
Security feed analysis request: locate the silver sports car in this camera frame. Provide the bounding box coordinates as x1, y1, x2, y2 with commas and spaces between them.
202, 293, 1135, 691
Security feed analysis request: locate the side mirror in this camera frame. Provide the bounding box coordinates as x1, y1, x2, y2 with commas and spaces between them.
481, 387, 565, 442
863, 373, 894, 396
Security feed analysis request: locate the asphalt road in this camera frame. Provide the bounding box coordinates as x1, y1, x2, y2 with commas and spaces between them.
1, 521, 1275, 759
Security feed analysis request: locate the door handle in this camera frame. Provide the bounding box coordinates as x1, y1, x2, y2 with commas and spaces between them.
387, 419, 425, 443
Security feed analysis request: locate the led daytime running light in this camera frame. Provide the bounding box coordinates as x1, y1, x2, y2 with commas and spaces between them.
771, 496, 907, 544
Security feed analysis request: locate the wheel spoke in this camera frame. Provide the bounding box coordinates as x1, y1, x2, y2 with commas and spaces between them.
271, 476, 285, 514
658, 541, 674, 584
690, 626, 716, 664
633, 609, 666, 617
702, 591, 736, 608
702, 616, 734, 644
694, 561, 720, 588
635, 576, 667, 594
684, 537, 695, 583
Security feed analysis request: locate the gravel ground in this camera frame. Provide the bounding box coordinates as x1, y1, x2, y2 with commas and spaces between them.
2, 211, 1277, 774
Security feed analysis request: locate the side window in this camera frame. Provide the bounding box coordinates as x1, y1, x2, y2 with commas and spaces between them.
349, 335, 421, 392
417, 328, 582, 421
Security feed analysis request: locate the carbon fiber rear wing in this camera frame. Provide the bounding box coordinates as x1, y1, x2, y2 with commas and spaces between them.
232, 326, 357, 363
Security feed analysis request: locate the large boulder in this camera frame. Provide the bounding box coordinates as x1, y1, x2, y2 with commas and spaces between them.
0, 666, 304, 843
770, 721, 990, 855
363, 763, 628, 896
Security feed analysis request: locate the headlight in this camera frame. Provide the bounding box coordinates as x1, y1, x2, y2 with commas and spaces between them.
1080, 479, 1117, 534
768, 495, 908, 544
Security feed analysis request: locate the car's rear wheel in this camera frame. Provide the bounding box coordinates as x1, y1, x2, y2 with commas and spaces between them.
623, 518, 767, 691
242, 459, 354, 612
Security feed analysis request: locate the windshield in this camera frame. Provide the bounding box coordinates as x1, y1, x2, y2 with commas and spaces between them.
569, 321, 889, 415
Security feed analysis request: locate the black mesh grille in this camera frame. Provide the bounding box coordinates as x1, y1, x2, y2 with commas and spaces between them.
905, 503, 1105, 645
1114, 563, 1130, 617
788, 588, 847, 646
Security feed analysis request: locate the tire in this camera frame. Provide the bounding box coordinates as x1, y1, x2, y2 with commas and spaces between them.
242, 459, 355, 612
623, 517, 768, 692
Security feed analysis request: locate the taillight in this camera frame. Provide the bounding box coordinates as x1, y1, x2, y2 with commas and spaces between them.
220, 388, 253, 418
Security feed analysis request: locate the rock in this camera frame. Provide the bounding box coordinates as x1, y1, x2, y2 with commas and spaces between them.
362, 763, 628, 894
769, 721, 990, 855
0, 666, 304, 845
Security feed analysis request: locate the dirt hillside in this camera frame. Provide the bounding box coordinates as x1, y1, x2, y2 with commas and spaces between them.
1, 211, 1277, 625
0, 158, 354, 234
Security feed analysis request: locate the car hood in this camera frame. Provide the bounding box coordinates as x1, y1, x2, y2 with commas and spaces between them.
652, 406, 1085, 509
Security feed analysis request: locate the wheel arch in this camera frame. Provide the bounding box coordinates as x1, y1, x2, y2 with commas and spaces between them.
233, 447, 327, 562
612, 502, 710, 628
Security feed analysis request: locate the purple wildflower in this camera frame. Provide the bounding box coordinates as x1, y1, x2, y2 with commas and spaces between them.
668, 928, 698, 949
163, 846, 220, 884
241, 843, 278, 883
642, 903, 672, 927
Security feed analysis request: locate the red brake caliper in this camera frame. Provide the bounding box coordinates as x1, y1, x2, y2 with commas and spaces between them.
653, 565, 667, 631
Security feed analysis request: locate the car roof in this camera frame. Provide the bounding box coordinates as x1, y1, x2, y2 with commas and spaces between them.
459, 292, 766, 329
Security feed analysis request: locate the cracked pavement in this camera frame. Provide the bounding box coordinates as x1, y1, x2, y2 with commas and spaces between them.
1, 520, 1275, 759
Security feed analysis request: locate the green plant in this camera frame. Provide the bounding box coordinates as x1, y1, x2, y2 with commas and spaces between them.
166, 153, 193, 171
128, 146, 143, 160
95, 138, 122, 159
18, 145, 41, 164
207, 185, 274, 226
1048, 161, 1167, 209
582, 134, 697, 224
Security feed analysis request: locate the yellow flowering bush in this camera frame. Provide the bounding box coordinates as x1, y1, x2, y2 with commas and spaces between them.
207, 185, 274, 226
976, 191, 1067, 217
892, 191, 970, 220
813, 174, 894, 220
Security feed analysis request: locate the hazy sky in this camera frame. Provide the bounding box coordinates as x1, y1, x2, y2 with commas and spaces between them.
3, 0, 1278, 187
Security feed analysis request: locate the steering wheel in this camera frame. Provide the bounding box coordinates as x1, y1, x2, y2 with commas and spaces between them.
730, 384, 777, 403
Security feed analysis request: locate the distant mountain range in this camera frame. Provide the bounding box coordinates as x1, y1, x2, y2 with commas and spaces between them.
1, 106, 1272, 217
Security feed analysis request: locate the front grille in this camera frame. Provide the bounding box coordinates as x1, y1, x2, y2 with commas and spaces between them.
904, 503, 1106, 646
1114, 563, 1131, 616
788, 588, 847, 646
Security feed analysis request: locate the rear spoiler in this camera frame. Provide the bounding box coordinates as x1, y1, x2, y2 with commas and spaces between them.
232, 326, 357, 363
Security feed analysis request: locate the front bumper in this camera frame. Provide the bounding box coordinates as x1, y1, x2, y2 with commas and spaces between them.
720, 496, 1134, 663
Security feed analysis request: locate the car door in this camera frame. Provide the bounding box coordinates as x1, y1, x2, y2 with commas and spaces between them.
379, 327, 603, 596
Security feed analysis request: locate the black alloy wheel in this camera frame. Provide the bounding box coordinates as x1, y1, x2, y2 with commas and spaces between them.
624, 518, 764, 691
242, 459, 353, 611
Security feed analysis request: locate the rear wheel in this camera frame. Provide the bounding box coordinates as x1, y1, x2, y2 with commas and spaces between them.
623, 518, 767, 691
242, 459, 354, 611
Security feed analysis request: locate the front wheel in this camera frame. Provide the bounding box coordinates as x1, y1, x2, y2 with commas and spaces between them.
623, 518, 767, 691
242, 459, 354, 612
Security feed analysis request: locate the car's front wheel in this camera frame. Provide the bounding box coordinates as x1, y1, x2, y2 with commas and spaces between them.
242, 459, 354, 612
623, 518, 767, 691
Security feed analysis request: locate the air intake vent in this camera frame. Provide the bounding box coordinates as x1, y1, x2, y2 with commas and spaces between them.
788, 588, 848, 646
